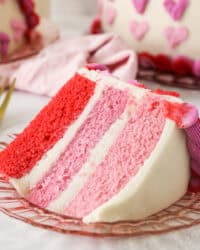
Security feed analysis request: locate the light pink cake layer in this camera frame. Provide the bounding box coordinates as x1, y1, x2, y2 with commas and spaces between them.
64, 95, 166, 218
26, 87, 129, 208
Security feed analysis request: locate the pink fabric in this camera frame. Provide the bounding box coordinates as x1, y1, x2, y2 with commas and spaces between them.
0, 33, 137, 97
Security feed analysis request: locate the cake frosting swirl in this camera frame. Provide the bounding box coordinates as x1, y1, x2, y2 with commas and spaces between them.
94, 0, 200, 87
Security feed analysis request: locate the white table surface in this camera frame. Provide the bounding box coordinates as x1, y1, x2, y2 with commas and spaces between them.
1, 1, 200, 249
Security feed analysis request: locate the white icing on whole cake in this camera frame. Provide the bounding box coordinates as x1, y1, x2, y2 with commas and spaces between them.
101, 0, 199, 59
99, 0, 200, 78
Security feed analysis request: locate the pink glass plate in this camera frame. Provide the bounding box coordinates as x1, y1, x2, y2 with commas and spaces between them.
1, 138, 200, 237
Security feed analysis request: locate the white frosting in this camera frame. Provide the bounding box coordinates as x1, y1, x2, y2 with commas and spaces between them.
84, 120, 190, 223
101, 0, 200, 59
79, 68, 182, 103
79, 68, 147, 98
0, 0, 26, 55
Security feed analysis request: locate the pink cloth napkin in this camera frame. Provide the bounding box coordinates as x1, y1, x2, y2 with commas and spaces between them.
0, 33, 137, 97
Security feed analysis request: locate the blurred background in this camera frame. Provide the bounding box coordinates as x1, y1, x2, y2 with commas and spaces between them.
49, 0, 97, 35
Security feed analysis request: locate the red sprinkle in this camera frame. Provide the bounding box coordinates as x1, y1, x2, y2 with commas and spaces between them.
134, 83, 148, 89
153, 89, 180, 97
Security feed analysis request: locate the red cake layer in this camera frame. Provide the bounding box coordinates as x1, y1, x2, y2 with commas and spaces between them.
0, 74, 95, 178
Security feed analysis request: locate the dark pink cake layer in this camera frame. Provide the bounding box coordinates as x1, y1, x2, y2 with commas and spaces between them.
64, 95, 166, 218
26, 87, 129, 208
0, 74, 95, 178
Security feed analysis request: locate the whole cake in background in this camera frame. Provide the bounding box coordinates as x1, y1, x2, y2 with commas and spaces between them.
94, 0, 200, 88
1, 66, 200, 223
0, 0, 40, 60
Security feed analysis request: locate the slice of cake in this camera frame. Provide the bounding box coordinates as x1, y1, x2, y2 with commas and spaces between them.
0, 0, 40, 60
95, 0, 200, 88
0, 67, 196, 223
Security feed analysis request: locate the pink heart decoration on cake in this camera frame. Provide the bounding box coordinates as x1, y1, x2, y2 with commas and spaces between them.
105, 5, 117, 25
164, 26, 188, 48
164, 0, 189, 20
129, 20, 149, 41
132, 0, 149, 14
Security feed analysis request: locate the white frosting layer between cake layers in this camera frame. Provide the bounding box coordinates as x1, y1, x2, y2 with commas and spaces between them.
101, 0, 200, 59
